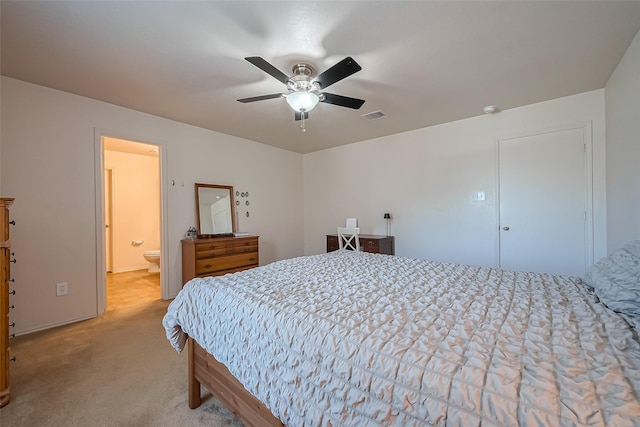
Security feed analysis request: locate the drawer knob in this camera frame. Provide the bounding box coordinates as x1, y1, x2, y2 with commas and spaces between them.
9, 220, 15, 226
204, 264, 212, 269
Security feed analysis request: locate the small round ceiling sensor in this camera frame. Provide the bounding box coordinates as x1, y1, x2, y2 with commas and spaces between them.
483, 105, 498, 114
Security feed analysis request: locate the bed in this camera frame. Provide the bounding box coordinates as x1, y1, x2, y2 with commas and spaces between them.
163, 245, 640, 426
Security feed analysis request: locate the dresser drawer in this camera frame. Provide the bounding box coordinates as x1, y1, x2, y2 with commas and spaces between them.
194, 236, 258, 258
326, 235, 339, 252
195, 252, 258, 276
229, 238, 259, 254
195, 242, 230, 258
361, 238, 379, 253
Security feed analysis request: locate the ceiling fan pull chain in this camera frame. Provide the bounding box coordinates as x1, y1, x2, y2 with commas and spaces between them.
300, 109, 307, 132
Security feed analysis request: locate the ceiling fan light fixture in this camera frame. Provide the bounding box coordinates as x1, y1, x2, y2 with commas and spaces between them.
239, 56, 365, 124
286, 91, 320, 112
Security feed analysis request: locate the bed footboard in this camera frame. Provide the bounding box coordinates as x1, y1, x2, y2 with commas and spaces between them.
187, 337, 285, 427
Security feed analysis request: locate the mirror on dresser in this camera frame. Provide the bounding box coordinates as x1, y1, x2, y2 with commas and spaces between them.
195, 183, 236, 237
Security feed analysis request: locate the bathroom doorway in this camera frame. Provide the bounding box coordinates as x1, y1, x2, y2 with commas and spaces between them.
100, 136, 164, 312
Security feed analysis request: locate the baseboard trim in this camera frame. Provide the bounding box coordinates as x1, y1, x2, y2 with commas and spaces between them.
14, 314, 97, 337
110, 267, 148, 274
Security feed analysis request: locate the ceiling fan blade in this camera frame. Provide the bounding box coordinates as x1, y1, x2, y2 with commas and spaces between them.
295, 111, 309, 121
245, 57, 290, 84
237, 93, 283, 103
320, 93, 365, 109
313, 57, 362, 89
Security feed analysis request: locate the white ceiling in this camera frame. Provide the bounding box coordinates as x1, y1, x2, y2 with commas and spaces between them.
2, 1, 640, 154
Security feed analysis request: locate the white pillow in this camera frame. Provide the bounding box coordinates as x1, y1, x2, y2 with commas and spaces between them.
585, 240, 640, 318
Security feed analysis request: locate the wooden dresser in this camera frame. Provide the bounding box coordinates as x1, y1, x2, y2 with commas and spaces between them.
326, 234, 395, 255
181, 236, 259, 285
1, 198, 15, 408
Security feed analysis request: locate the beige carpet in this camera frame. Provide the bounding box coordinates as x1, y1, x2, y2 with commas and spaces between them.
0, 271, 245, 427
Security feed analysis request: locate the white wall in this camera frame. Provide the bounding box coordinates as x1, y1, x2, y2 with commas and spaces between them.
605, 29, 640, 252
303, 90, 607, 269
104, 149, 160, 273
1, 76, 303, 334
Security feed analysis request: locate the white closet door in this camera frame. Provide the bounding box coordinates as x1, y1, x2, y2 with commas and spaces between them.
499, 126, 589, 277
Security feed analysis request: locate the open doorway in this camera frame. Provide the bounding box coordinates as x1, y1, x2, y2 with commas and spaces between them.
100, 136, 164, 312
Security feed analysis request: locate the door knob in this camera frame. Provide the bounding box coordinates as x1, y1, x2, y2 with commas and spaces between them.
502, 226, 510, 231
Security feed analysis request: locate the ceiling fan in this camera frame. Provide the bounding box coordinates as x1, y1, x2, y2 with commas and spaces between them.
237, 56, 365, 130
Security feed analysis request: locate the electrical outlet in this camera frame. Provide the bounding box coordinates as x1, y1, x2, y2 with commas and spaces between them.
56, 282, 68, 296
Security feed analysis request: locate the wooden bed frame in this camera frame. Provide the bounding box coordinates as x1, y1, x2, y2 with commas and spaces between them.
187, 337, 285, 426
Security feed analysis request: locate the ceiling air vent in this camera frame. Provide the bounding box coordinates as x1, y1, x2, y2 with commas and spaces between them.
361, 110, 386, 120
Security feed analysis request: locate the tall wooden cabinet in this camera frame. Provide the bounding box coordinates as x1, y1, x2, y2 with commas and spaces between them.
1, 198, 15, 407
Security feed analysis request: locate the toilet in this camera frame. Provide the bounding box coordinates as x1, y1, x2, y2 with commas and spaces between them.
143, 250, 161, 273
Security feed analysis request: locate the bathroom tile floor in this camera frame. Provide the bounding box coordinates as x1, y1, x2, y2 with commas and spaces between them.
106, 269, 161, 312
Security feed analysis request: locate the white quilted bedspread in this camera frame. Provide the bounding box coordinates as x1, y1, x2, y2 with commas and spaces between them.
163, 250, 640, 426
